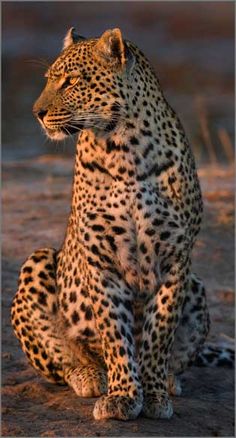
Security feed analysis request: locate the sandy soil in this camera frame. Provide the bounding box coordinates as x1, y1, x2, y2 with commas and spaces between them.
2, 156, 234, 437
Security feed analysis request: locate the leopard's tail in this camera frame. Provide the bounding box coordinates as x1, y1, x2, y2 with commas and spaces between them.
194, 338, 234, 367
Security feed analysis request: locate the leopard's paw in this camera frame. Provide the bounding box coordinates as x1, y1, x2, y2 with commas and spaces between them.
64, 364, 107, 398
93, 394, 143, 420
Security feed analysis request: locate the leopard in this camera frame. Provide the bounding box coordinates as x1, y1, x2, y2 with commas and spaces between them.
11, 27, 212, 421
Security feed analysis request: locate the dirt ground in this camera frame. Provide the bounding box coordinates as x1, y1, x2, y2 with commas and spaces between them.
2, 156, 234, 437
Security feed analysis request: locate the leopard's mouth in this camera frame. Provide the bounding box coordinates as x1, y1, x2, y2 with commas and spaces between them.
44, 123, 84, 140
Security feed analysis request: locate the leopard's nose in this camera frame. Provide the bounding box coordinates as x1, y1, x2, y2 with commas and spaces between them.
34, 109, 48, 121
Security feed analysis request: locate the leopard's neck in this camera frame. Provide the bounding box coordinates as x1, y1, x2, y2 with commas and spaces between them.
73, 94, 192, 187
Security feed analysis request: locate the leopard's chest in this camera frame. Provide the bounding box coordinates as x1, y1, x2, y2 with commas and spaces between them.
77, 183, 140, 285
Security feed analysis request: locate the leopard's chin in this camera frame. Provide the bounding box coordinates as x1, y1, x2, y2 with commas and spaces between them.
45, 129, 68, 141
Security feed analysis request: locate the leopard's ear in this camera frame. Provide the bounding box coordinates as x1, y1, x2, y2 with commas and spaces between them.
63, 27, 86, 49
95, 28, 135, 71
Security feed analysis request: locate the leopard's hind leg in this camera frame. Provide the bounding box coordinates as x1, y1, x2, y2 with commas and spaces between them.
11, 247, 107, 396
11, 248, 68, 383
168, 273, 210, 395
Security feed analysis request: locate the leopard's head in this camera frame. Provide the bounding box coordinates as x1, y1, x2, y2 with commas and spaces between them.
33, 28, 136, 140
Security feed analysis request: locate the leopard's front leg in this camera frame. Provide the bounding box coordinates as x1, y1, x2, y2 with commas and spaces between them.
88, 268, 143, 420
139, 241, 190, 419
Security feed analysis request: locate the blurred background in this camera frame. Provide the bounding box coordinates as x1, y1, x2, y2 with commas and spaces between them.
2, 1, 234, 164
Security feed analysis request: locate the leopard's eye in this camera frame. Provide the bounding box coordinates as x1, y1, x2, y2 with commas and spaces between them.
62, 76, 78, 88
